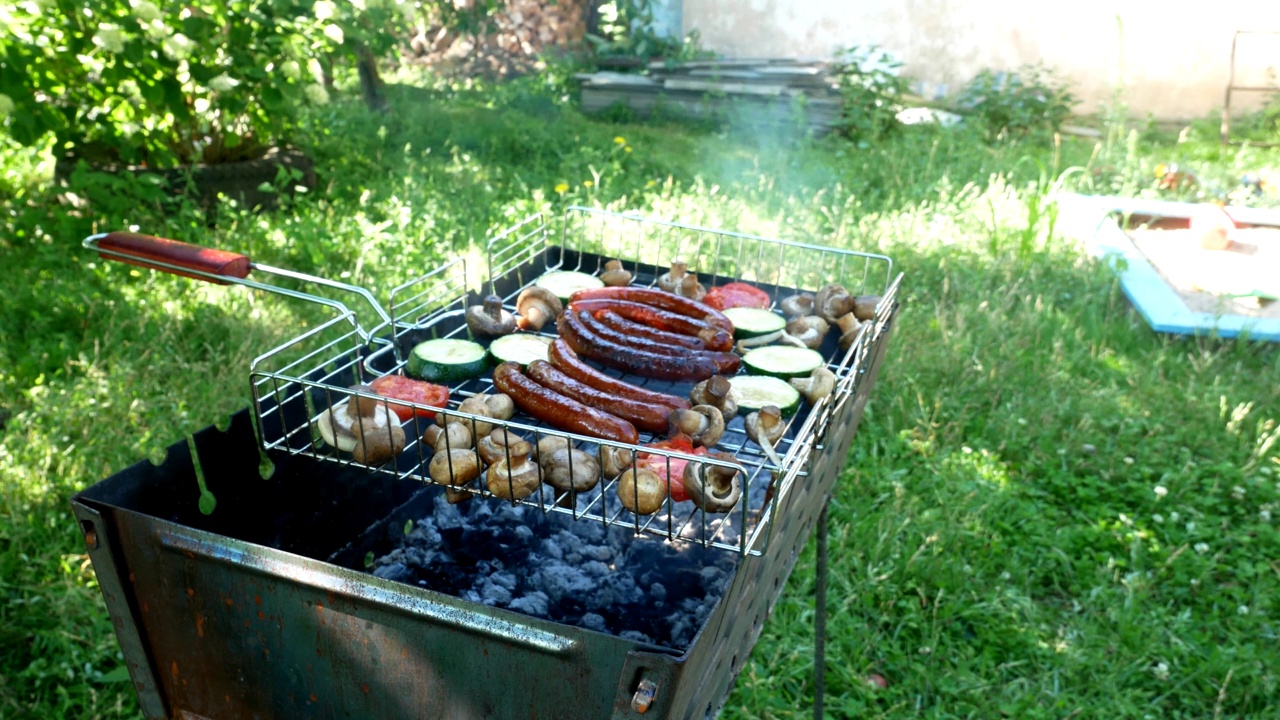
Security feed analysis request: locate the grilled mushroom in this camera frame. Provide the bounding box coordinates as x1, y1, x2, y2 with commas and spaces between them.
683, 452, 741, 513
616, 466, 665, 515
486, 440, 540, 500
853, 295, 880, 321
745, 405, 785, 467
515, 287, 562, 332
600, 259, 632, 287
784, 316, 828, 349
780, 293, 815, 318
600, 445, 635, 480
541, 448, 601, 493
351, 412, 406, 466
814, 284, 855, 324
790, 367, 836, 405
677, 273, 706, 302
438, 395, 494, 438
689, 375, 738, 422
656, 260, 690, 294
836, 312, 867, 351
423, 422, 472, 453
483, 393, 515, 421
535, 435, 572, 463
428, 448, 481, 487
465, 294, 516, 338
478, 428, 529, 466
668, 405, 726, 447
315, 384, 399, 455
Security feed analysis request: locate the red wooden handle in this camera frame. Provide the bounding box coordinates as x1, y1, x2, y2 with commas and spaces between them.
97, 232, 251, 285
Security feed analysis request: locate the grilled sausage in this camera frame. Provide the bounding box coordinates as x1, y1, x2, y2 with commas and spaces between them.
492, 362, 639, 444
526, 360, 670, 434
568, 299, 733, 352
577, 310, 742, 375
568, 286, 734, 332
560, 310, 719, 382
593, 309, 707, 350
547, 338, 690, 412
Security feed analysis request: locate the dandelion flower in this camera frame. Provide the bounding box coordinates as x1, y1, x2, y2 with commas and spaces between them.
93, 24, 126, 54
323, 23, 344, 44
1152, 662, 1170, 681
624, 146, 632, 153
554, 182, 569, 193
613, 136, 626, 145
0, 94, 14, 119
583, 180, 593, 187
209, 73, 238, 92
1153, 485, 1168, 499
131, 0, 161, 23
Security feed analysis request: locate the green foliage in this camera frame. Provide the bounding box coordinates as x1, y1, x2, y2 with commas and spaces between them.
830, 46, 907, 144
0, 0, 421, 168
957, 64, 1080, 142
586, 0, 707, 61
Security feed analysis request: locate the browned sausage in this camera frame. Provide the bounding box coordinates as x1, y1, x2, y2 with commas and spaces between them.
492, 362, 638, 444
577, 310, 741, 375
560, 310, 719, 382
525, 360, 670, 434
547, 339, 690, 412
568, 286, 734, 331
594, 309, 707, 350
568, 299, 733, 351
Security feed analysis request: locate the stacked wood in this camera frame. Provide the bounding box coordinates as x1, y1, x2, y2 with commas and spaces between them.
407, 0, 587, 78
576, 59, 844, 135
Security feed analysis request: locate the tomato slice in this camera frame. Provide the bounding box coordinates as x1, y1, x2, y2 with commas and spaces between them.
704, 282, 771, 310
638, 433, 707, 503
369, 375, 450, 421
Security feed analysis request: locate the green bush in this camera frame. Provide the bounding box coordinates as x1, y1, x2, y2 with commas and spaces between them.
957, 64, 1079, 142
830, 46, 906, 144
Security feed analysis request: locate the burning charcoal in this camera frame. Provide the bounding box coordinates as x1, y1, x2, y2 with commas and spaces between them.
699, 566, 727, 593
650, 582, 667, 602
539, 539, 564, 561
479, 580, 513, 607
582, 544, 613, 562
372, 562, 410, 582
620, 630, 653, 645
580, 560, 611, 579
513, 525, 533, 542
509, 591, 550, 616
533, 562, 595, 604
490, 572, 517, 590
462, 589, 483, 605
580, 613, 607, 633
433, 496, 465, 531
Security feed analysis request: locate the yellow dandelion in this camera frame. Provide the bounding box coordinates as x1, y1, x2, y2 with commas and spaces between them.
555, 182, 569, 193
613, 136, 626, 145
584, 180, 594, 187
624, 146, 632, 153
645, 180, 657, 188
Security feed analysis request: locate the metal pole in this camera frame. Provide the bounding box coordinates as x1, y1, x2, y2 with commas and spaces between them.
814, 499, 829, 720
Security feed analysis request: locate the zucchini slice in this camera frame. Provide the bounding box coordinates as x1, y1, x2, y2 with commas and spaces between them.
722, 307, 786, 339
488, 334, 551, 366
728, 375, 802, 417
406, 338, 489, 383
742, 345, 826, 379
535, 270, 604, 301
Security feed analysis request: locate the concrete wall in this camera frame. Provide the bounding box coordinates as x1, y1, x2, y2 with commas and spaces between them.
681, 0, 1280, 121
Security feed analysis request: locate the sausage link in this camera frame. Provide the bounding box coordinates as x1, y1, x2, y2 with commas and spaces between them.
547, 339, 690, 411
526, 360, 670, 434
568, 286, 734, 331
576, 309, 742, 375
561, 311, 719, 382
568, 299, 733, 352
492, 362, 638, 444
593, 309, 707, 350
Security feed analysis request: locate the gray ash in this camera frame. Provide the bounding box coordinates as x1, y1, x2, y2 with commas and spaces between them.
370, 493, 739, 650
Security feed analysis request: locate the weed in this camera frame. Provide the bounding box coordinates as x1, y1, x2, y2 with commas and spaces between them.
957, 64, 1080, 143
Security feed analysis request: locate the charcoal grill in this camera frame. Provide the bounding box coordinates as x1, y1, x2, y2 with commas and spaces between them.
72, 208, 901, 719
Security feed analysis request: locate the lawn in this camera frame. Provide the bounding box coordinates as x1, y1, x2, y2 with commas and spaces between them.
2, 72, 1278, 719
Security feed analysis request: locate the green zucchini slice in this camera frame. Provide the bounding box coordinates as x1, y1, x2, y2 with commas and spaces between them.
406, 338, 489, 383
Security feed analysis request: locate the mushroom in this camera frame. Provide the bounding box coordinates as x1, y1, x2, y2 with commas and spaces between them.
315, 384, 400, 455
465, 294, 516, 338
668, 405, 726, 448
477, 428, 529, 466
599, 445, 635, 479
784, 316, 829, 350
779, 293, 815, 318
836, 312, 867, 351
514, 287, 562, 332
423, 422, 472, 453
745, 405, 786, 467
535, 435, 572, 463
683, 452, 742, 513
689, 375, 738, 422
485, 440, 540, 500
540, 448, 601, 493
483, 393, 515, 421
790, 367, 836, 405
438, 395, 494, 438
734, 330, 784, 354
853, 295, 880, 321
351, 411, 406, 466
428, 448, 482, 487
814, 284, 855, 324
600, 259, 632, 287
616, 466, 665, 515
677, 273, 706, 302
656, 260, 690, 294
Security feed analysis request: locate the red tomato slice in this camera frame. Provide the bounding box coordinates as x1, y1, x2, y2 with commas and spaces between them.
704, 282, 771, 310
638, 433, 707, 503
370, 375, 450, 421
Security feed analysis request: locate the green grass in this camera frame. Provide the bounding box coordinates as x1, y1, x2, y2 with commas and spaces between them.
2, 73, 1278, 719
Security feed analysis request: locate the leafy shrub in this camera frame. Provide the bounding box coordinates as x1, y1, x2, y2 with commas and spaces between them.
830, 46, 907, 144
956, 64, 1079, 142
587, 0, 709, 61
0, 0, 419, 168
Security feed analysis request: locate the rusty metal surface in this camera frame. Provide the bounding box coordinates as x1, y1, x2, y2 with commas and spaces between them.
73, 306, 898, 719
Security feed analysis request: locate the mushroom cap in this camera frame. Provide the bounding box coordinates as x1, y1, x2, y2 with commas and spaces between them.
351, 419, 406, 466
478, 428, 529, 466
534, 435, 572, 463
683, 452, 741, 513
429, 448, 482, 487
790, 367, 837, 404
746, 405, 786, 445
668, 405, 726, 447
853, 295, 880, 321
540, 448, 601, 492
515, 287, 563, 331
600, 260, 632, 287
690, 376, 738, 421
814, 284, 855, 324
440, 395, 495, 437
423, 422, 473, 453
317, 400, 398, 453
616, 466, 665, 515
599, 445, 635, 480
780, 293, 816, 317
483, 393, 515, 421
486, 453, 541, 500
466, 294, 517, 337
656, 260, 688, 293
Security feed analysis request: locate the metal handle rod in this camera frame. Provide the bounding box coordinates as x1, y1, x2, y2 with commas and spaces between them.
814, 499, 829, 720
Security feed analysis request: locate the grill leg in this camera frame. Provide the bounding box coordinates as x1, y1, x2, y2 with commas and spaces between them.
814, 499, 829, 720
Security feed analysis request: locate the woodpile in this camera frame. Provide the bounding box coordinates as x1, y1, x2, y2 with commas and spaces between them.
577, 59, 843, 135
407, 0, 587, 78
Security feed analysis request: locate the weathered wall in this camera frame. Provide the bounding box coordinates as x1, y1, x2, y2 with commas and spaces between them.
682, 0, 1280, 121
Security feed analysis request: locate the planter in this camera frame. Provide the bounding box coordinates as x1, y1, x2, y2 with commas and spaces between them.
55, 146, 316, 212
